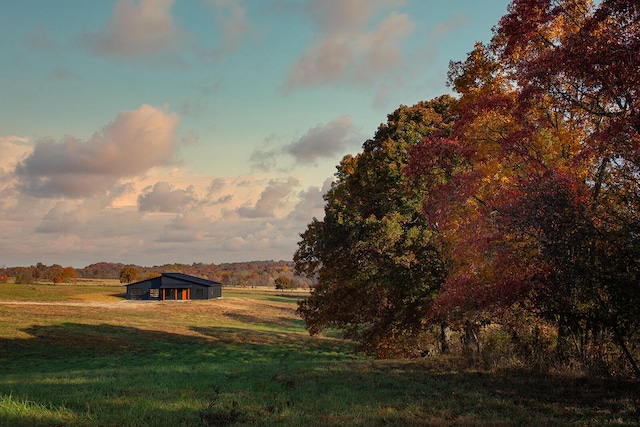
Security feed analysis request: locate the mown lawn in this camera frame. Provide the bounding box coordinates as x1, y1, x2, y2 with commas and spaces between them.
0, 283, 638, 426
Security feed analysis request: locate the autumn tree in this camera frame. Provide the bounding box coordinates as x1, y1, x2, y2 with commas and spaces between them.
119, 266, 139, 284
41, 264, 77, 284
13, 267, 34, 285
495, 0, 640, 375
274, 276, 294, 291
61, 266, 77, 283
295, 97, 455, 357
407, 0, 640, 374
44, 264, 64, 284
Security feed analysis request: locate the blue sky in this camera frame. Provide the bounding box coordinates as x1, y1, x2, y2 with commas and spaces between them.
0, 0, 510, 268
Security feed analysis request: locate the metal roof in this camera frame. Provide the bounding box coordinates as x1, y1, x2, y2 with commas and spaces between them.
126, 272, 222, 287
160, 272, 222, 287
159, 282, 191, 289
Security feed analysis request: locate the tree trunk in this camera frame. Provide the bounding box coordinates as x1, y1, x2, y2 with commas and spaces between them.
555, 318, 571, 363
613, 327, 640, 379
440, 323, 449, 354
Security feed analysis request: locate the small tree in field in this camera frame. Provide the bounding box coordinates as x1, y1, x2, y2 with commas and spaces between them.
119, 267, 139, 284
274, 276, 294, 291
14, 268, 34, 284
62, 266, 77, 283
44, 264, 64, 284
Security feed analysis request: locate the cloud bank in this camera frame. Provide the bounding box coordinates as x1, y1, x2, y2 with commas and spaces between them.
138, 182, 197, 213
15, 105, 180, 198
237, 177, 300, 218
0, 0, 489, 267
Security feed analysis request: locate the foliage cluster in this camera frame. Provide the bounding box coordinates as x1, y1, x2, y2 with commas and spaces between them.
274, 275, 295, 291
295, 0, 640, 377
118, 266, 139, 284
6, 263, 77, 285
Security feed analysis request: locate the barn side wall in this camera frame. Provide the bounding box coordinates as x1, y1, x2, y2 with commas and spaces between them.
126, 277, 162, 300
127, 276, 222, 300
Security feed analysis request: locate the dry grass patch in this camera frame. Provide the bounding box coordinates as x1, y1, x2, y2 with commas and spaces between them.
0, 295, 303, 344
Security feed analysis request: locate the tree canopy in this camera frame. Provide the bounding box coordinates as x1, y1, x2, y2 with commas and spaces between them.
296, 0, 640, 375
295, 96, 456, 357
119, 267, 140, 284
407, 0, 640, 374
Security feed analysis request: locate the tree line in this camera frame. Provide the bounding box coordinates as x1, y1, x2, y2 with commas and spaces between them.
1, 262, 78, 284
294, 0, 640, 377
1, 260, 309, 289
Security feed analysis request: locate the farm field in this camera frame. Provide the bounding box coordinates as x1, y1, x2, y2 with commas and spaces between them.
0, 282, 638, 426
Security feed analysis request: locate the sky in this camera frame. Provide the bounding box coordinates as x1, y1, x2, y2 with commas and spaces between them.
0, 0, 511, 268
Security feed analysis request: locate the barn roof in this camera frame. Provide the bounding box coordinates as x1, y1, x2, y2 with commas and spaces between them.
126, 272, 222, 287
161, 272, 221, 287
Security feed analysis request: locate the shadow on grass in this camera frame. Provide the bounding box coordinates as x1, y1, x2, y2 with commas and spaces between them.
222, 293, 304, 304
0, 322, 354, 370
222, 311, 307, 332
1, 322, 638, 426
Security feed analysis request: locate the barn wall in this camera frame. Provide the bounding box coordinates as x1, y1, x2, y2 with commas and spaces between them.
209, 286, 222, 299
126, 277, 162, 300
127, 275, 221, 300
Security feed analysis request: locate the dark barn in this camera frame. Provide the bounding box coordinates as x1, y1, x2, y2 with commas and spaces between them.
125, 273, 222, 301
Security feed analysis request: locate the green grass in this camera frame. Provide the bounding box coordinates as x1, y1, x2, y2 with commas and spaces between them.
0, 285, 638, 426
0, 282, 126, 302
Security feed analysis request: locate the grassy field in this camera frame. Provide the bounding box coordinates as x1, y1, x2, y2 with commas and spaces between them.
0, 282, 638, 426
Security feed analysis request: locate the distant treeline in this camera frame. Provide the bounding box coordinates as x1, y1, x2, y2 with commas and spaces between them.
1, 260, 312, 288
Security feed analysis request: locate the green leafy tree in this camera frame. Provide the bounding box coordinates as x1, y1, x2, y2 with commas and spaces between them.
34, 262, 47, 279
295, 97, 455, 358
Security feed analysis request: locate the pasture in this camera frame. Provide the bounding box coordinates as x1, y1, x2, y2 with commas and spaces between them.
0, 281, 637, 426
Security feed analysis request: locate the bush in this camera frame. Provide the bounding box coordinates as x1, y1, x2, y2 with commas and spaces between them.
14, 270, 34, 285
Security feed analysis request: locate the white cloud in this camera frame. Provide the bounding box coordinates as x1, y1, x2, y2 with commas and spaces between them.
286, 115, 359, 163
158, 209, 212, 242
287, 178, 332, 222
285, 0, 413, 91
14, 105, 180, 198
138, 181, 198, 213
0, 165, 326, 266
237, 177, 300, 218
35, 199, 102, 234
0, 136, 31, 175
221, 235, 247, 251
251, 116, 361, 171
81, 0, 185, 58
